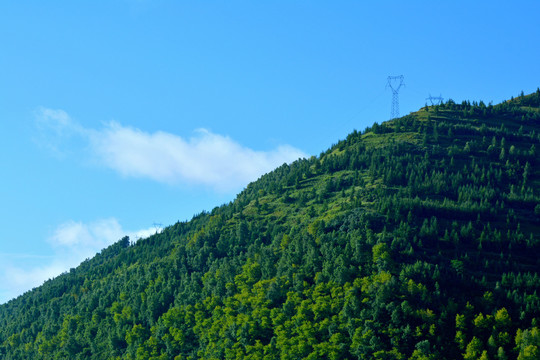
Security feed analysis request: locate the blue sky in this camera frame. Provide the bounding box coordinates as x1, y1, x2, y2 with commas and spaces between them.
1, 1, 539, 303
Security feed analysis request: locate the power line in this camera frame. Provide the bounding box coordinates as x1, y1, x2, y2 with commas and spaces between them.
337, 88, 386, 130
386, 75, 405, 119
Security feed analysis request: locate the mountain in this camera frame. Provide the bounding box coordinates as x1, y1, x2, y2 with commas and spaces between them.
1, 91, 540, 359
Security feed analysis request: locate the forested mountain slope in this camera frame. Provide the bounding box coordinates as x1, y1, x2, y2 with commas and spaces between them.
1, 91, 540, 359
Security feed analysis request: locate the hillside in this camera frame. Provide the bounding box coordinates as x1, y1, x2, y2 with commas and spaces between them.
1, 90, 540, 359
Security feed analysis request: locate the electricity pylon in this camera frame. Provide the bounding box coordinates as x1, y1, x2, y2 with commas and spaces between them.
426, 94, 444, 105
153, 222, 163, 234
386, 75, 405, 119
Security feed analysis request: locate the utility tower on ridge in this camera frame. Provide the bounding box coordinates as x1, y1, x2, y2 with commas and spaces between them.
153, 222, 163, 234
426, 94, 444, 105
386, 75, 405, 119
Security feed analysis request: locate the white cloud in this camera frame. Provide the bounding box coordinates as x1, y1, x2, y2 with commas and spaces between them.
36, 107, 75, 133
2, 262, 71, 296
89, 123, 306, 190
49, 218, 157, 249
0, 218, 156, 304
36, 108, 307, 191
34, 107, 85, 157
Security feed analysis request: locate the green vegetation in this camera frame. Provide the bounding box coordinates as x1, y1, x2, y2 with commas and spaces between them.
1, 90, 540, 359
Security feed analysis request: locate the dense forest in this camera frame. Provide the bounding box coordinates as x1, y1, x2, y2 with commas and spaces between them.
1, 91, 540, 359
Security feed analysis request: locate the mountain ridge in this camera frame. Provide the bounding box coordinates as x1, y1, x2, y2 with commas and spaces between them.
1, 90, 539, 359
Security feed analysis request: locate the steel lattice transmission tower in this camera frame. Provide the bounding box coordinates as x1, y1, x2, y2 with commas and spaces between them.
426, 94, 444, 105
386, 75, 405, 119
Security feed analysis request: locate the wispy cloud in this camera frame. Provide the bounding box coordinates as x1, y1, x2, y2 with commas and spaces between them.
34, 107, 85, 157
49, 218, 155, 248
36, 108, 307, 191
0, 218, 155, 304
